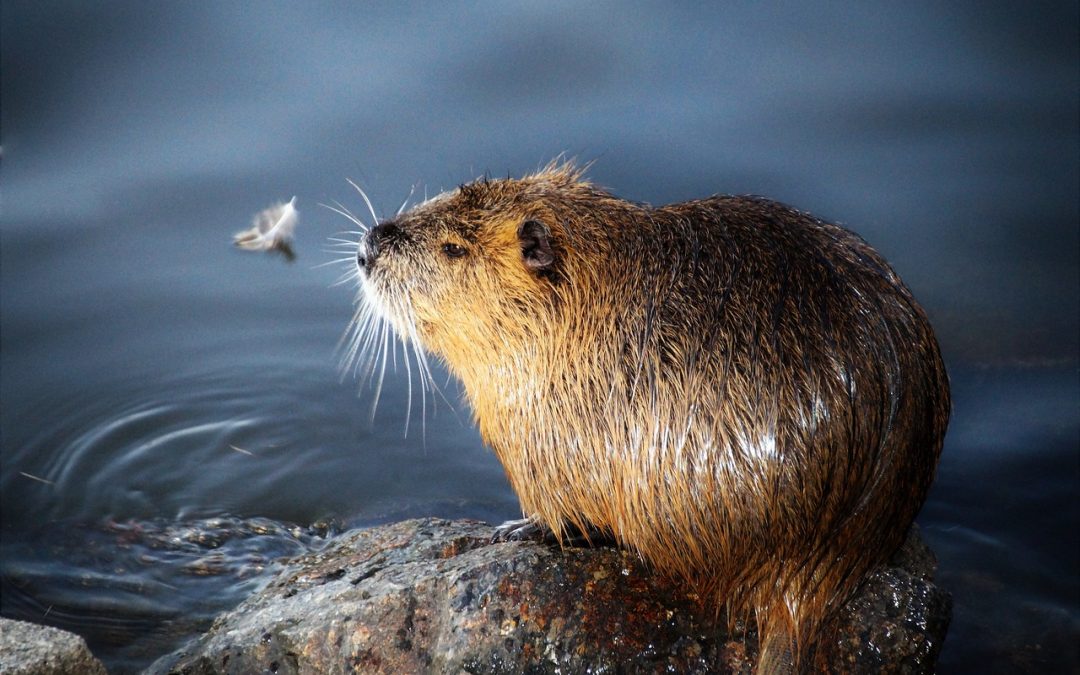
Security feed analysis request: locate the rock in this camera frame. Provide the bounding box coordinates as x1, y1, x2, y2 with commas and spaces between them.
0, 617, 107, 675
821, 530, 953, 673
148, 518, 950, 674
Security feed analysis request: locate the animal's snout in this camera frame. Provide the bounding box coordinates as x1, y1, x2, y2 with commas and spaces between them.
358, 221, 403, 273
356, 240, 371, 273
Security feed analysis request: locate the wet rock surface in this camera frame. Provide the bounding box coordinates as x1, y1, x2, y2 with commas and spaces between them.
0, 617, 107, 675
149, 518, 950, 674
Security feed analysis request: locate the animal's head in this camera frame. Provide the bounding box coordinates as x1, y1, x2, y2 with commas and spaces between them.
353, 162, 612, 363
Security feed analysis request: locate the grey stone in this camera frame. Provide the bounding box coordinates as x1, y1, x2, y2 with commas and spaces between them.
0, 617, 107, 675
148, 518, 950, 674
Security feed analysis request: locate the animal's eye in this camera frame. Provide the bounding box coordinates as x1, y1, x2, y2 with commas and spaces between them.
442, 242, 467, 259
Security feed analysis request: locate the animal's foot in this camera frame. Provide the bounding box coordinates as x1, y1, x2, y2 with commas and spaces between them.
491, 517, 552, 543
491, 517, 616, 547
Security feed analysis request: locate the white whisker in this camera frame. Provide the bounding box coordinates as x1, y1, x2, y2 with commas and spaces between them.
338, 302, 378, 380
401, 333, 413, 436
354, 311, 384, 382
336, 316, 364, 381
359, 310, 385, 378
331, 270, 360, 287
313, 256, 357, 270
319, 201, 371, 232
347, 179, 380, 225
405, 311, 459, 427
397, 183, 417, 216
370, 319, 391, 422
405, 319, 433, 440
391, 326, 399, 372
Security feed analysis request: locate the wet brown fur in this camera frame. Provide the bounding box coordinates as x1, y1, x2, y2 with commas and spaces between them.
355, 161, 950, 671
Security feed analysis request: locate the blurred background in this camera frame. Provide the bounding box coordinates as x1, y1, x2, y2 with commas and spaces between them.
2, 1, 1076, 672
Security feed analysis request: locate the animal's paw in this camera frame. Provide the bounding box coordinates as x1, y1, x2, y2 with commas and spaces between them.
491, 517, 552, 543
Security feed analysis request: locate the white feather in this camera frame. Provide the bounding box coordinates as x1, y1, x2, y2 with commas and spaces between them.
234, 196, 299, 251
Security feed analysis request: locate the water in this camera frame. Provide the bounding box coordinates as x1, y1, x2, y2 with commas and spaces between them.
2, 1, 1077, 672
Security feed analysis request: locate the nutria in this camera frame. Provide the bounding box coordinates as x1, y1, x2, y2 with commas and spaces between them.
346, 161, 950, 672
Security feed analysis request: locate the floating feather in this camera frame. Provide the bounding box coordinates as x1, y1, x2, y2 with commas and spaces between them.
235, 196, 298, 259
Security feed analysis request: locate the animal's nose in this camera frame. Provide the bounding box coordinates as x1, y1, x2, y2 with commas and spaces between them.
356, 240, 370, 273
357, 222, 403, 273
372, 222, 401, 245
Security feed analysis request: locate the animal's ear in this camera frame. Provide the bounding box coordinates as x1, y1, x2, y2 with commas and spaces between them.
518, 220, 555, 272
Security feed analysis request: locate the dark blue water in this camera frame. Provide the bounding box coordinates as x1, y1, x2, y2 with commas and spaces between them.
2, 2, 1077, 672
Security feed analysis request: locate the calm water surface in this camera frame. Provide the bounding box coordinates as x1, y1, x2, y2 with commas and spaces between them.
2, 2, 1077, 672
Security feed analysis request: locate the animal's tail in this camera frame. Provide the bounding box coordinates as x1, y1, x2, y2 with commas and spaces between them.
756, 623, 796, 674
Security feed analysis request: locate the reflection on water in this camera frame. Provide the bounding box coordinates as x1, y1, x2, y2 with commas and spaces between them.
2, 1, 1077, 673
2, 516, 333, 674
